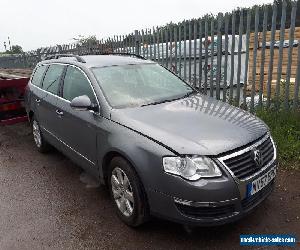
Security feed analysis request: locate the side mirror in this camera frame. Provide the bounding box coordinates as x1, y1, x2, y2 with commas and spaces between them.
70, 95, 98, 112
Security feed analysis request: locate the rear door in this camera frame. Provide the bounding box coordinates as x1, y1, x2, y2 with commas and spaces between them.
38, 64, 66, 147
27, 64, 48, 120
55, 65, 99, 171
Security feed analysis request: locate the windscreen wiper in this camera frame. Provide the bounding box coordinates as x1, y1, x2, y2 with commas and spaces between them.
180, 90, 198, 99
141, 90, 198, 107
141, 99, 174, 107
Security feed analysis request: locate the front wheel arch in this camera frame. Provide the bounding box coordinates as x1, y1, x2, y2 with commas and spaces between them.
107, 155, 150, 226
102, 150, 140, 186
102, 151, 150, 206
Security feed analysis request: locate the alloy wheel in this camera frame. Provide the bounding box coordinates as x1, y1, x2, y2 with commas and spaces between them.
32, 120, 42, 148
111, 167, 135, 217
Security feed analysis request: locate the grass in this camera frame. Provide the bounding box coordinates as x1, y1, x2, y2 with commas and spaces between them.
256, 109, 300, 170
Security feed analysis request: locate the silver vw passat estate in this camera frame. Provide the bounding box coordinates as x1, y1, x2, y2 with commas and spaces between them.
25, 54, 277, 227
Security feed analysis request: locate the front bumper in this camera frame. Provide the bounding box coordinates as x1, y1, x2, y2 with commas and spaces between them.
147, 162, 276, 226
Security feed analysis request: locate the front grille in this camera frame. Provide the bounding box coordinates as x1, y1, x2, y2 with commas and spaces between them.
176, 203, 235, 219
223, 137, 274, 180
242, 180, 274, 211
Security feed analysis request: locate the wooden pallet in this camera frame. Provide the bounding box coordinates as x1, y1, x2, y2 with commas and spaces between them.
248, 27, 300, 97
249, 27, 300, 49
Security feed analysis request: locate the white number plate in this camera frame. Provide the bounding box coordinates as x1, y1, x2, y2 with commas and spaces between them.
247, 166, 276, 197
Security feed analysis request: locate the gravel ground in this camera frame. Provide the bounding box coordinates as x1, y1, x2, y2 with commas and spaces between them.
0, 123, 299, 250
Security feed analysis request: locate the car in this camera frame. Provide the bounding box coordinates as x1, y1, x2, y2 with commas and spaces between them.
25, 53, 277, 227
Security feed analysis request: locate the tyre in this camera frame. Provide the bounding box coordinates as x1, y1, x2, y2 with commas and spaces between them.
108, 156, 149, 227
31, 117, 51, 153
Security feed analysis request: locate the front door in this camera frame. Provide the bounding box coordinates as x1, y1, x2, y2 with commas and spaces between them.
55, 65, 99, 171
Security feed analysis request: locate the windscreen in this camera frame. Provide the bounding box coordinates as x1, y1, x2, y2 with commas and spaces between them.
92, 63, 194, 108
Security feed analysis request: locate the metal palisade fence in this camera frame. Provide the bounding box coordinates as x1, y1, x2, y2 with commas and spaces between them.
0, 0, 299, 112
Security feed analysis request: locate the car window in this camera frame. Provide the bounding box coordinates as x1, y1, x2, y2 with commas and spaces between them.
42, 64, 65, 95
31, 65, 47, 87
62, 66, 96, 103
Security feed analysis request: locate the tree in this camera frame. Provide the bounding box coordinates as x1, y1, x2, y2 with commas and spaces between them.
73, 35, 99, 46
10, 45, 23, 54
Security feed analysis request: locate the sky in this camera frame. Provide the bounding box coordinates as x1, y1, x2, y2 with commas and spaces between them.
0, 0, 273, 52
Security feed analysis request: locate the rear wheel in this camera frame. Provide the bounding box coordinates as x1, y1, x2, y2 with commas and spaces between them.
108, 157, 149, 227
32, 117, 51, 153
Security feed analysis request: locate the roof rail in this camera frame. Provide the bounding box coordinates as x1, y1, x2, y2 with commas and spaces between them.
100, 53, 146, 60
45, 54, 86, 63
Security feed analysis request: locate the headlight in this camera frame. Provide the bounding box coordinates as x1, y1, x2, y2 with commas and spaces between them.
163, 156, 222, 181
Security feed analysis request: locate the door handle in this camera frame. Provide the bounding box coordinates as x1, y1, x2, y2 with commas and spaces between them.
56, 110, 64, 116
35, 98, 41, 103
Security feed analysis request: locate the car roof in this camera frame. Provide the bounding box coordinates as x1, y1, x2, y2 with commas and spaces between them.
38, 55, 154, 68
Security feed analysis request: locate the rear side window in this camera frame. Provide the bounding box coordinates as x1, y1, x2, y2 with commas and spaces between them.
62, 66, 96, 103
31, 65, 47, 87
42, 64, 65, 95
